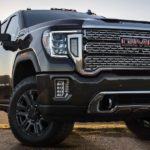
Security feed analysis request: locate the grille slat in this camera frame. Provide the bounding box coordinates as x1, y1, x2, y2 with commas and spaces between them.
83, 29, 150, 72
84, 56, 150, 71
85, 29, 150, 41
84, 42, 150, 55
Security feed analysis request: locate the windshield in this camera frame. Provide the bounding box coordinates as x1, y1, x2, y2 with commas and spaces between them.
23, 10, 102, 27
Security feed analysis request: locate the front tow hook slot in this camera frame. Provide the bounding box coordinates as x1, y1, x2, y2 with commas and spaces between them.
99, 98, 114, 111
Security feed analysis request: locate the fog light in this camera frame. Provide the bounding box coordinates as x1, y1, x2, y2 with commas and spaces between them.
55, 79, 69, 98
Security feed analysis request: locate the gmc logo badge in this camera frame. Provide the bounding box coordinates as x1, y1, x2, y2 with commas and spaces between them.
121, 37, 150, 48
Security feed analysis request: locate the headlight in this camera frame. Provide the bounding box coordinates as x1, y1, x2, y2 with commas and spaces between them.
42, 30, 81, 58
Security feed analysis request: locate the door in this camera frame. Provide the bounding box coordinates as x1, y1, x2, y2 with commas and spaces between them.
0, 15, 20, 107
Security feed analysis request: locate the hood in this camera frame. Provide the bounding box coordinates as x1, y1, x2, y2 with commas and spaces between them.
82, 18, 150, 31
28, 17, 150, 32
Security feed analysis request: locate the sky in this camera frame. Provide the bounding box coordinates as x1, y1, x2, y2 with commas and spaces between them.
0, 0, 150, 21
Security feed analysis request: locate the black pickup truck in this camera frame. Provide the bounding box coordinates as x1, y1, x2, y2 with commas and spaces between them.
1, 8, 150, 146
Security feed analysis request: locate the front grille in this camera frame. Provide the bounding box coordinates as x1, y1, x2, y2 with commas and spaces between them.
84, 56, 150, 71
83, 29, 150, 72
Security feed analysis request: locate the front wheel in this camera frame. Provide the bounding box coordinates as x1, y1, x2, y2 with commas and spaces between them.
8, 77, 74, 146
125, 118, 150, 139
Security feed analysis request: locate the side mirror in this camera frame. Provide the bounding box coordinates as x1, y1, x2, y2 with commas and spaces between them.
3, 41, 18, 51
0, 34, 11, 42
0, 21, 11, 42
0, 21, 18, 51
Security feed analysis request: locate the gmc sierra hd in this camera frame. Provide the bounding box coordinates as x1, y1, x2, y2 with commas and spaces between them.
1, 8, 150, 146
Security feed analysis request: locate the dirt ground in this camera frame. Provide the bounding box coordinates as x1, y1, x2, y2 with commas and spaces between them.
0, 112, 150, 150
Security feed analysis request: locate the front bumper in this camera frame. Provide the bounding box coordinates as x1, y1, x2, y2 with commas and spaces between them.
37, 73, 150, 121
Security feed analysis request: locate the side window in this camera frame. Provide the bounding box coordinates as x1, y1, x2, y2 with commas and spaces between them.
6, 16, 19, 40
1, 21, 8, 33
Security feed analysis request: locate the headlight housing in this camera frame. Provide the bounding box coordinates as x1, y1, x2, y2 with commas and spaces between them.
42, 30, 81, 58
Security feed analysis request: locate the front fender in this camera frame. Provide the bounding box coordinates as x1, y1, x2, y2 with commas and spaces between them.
12, 49, 40, 86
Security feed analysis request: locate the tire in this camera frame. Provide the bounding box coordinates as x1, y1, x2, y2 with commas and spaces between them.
8, 77, 74, 146
125, 118, 150, 140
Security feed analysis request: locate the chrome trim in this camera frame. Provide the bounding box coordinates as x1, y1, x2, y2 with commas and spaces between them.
68, 34, 84, 74
68, 33, 106, 76
83, 26, 150, 31
51, 31, 81, 33
88, 91, 150, 114
96, 91, 150, 94
73, 65, 150, 76
78, 68, 150, 76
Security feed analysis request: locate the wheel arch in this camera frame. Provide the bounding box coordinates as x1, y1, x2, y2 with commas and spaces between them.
12, 49, 40, 88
